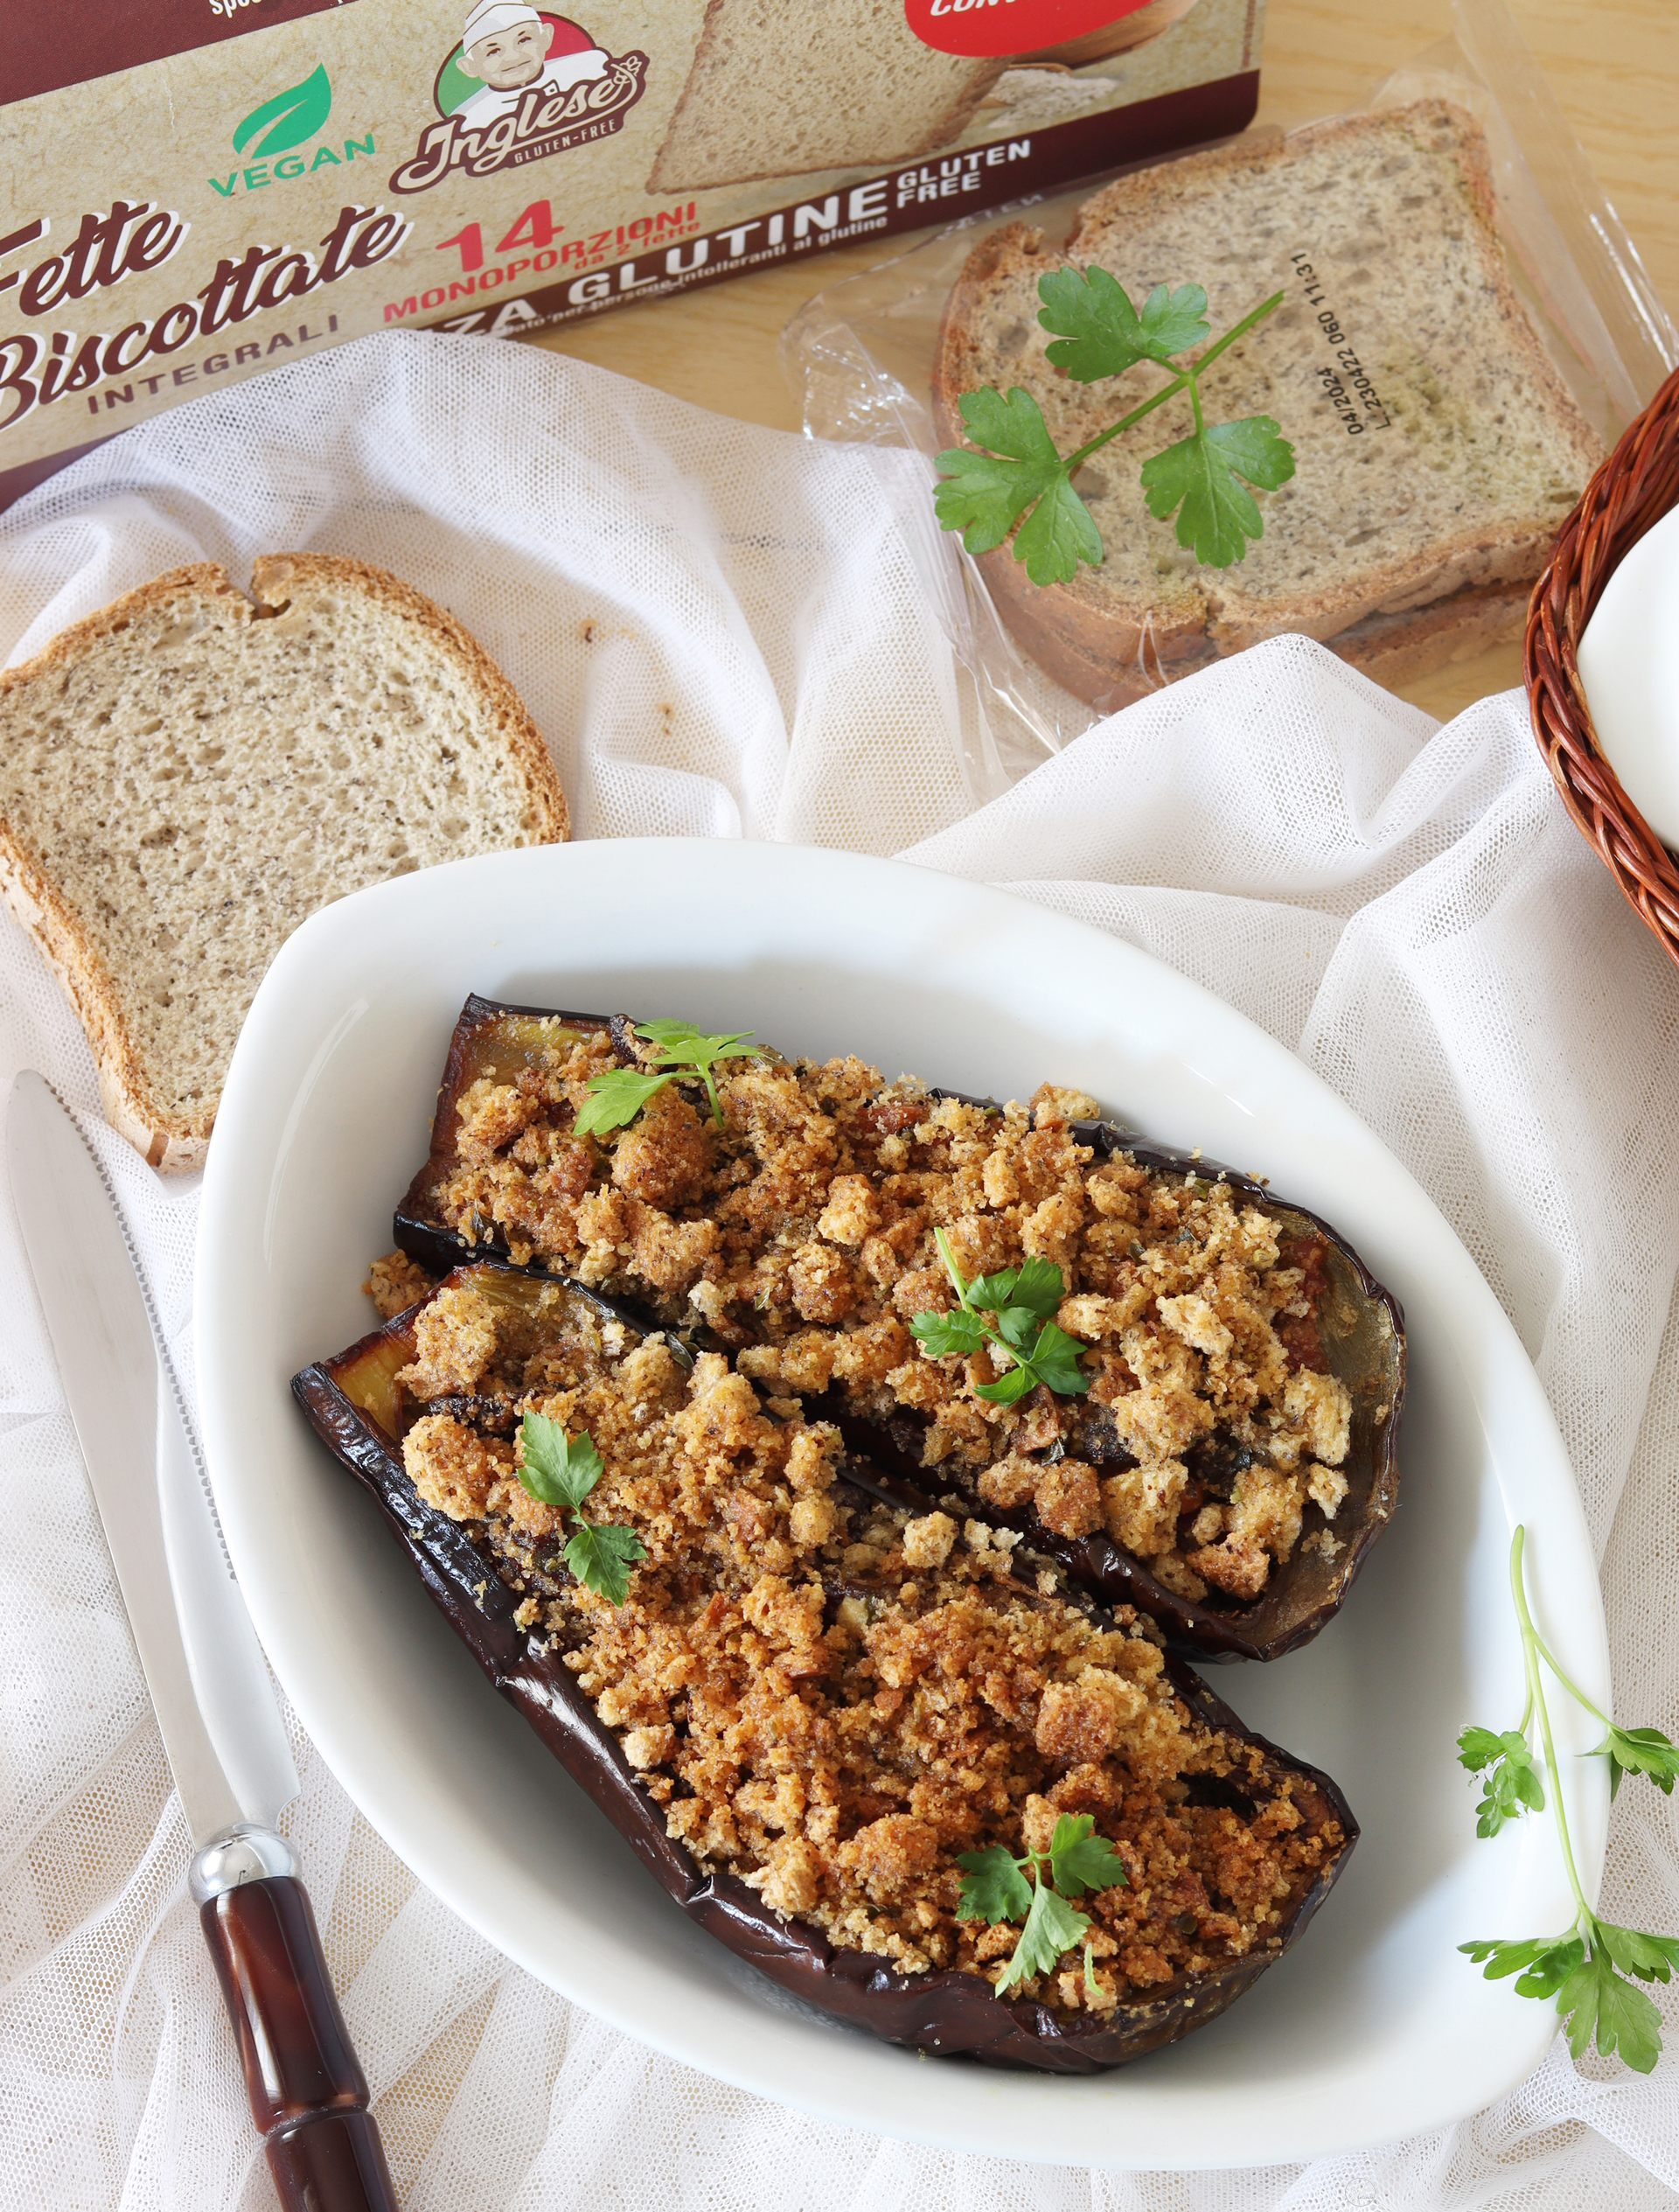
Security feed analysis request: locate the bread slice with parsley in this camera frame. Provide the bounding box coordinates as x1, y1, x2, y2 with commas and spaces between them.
0, 555, 568, 1171
931, 101, 1603, 706
647, 0, 1005, 192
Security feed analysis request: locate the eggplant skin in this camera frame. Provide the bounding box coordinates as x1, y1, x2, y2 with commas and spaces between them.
292, 1313, 1358, 2074
394, 995, 1406, 1667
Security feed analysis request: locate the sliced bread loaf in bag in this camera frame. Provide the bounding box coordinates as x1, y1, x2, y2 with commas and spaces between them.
932, 101, 1603, 708
0, 555, 568, 1171
647, 0, 1006, 192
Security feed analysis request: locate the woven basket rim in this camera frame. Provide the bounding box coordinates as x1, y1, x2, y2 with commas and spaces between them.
1524, 363, 1679, 966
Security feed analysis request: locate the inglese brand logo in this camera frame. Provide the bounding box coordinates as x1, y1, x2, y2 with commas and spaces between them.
212, 66, 381, 197
388, 4, 648, 196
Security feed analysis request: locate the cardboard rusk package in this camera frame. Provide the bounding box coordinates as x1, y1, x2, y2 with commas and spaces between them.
1, 0, 1264, 507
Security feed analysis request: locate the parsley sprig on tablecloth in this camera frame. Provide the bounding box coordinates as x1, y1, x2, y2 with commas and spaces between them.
1459, 1525, 1679, 2072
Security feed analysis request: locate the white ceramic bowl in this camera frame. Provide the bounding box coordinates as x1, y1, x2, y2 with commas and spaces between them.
197, 840, 1606, 2168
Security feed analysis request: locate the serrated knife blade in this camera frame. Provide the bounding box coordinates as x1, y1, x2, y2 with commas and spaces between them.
6, 1071, 396, 2212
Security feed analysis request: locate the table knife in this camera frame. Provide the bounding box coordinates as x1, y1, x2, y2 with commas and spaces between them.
6, 1071, 399, 2212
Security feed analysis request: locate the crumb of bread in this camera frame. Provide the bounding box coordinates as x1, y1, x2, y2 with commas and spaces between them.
1306, 1462, 1349, 1518
365, 1250, 441, 1321
1150, 1552, 1209, 1603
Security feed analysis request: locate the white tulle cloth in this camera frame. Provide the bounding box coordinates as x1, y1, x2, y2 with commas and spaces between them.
3, 331, 1678, 2211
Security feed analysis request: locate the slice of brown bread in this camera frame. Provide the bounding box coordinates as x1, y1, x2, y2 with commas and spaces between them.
932, 101, 1604, 708
0, 554, 568, 1171
647, 0, 1005, 193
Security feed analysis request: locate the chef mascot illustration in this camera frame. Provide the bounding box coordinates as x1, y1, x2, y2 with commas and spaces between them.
452, 1, 610, 123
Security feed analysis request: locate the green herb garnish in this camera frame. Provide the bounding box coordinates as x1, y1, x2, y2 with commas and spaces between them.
958, 1812, 1127, 1997
1458, 1726, 1546, 1839
1459, 1525, 1679, 2073
934, 272, 1294, 584
518, 1410, 645, 1605
1592, 1723, 1679, 1802
575, 1017, 762, 1137
909, 1229, 1090, 1405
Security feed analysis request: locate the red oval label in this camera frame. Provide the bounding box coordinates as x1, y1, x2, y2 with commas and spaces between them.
904, 0, 1160, 62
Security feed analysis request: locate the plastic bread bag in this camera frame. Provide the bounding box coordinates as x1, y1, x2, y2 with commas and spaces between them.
780, 0, 1678, 799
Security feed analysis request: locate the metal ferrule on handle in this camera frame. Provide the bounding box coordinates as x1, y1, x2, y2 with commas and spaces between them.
191, 1826, 400, 2212
189, 1822, 298, 1901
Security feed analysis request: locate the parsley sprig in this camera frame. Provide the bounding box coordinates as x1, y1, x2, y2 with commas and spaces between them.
934, 271, 1293, 583
909, 1228, 1090, 1405
1459, 1525, 1679, 2073
958, 1812, 1127, 1997
1458, 1727, 1546, 1839
575, 1018, 762, 1137
517, 1411, 645, 1605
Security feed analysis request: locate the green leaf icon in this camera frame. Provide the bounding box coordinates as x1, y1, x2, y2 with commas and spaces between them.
233, 63, 332, 158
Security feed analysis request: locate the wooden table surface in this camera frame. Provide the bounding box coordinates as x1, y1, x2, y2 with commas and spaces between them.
523, 0, 1677, 729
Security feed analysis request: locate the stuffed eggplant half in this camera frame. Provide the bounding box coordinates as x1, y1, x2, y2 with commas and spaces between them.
296, 1263, 1355, 2072
390, 996, 1405, 1664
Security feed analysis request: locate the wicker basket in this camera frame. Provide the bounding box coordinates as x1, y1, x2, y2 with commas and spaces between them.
1526, 362, 1679, 966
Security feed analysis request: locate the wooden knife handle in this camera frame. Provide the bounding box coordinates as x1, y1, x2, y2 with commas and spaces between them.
192, 1829, 398, 2211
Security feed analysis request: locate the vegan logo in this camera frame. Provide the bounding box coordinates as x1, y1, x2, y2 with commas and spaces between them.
233, 63, 334, 157
388, 3, 648, 197
212, 65, 380, 197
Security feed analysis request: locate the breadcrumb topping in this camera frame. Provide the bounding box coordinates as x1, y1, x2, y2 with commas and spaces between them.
365, 1249, 438, 1321
382, 1269, 1345, 2013
413, 1022, 1355, 1601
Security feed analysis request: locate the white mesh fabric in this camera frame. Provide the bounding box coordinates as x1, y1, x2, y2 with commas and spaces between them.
2, 331, 1677, 2209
